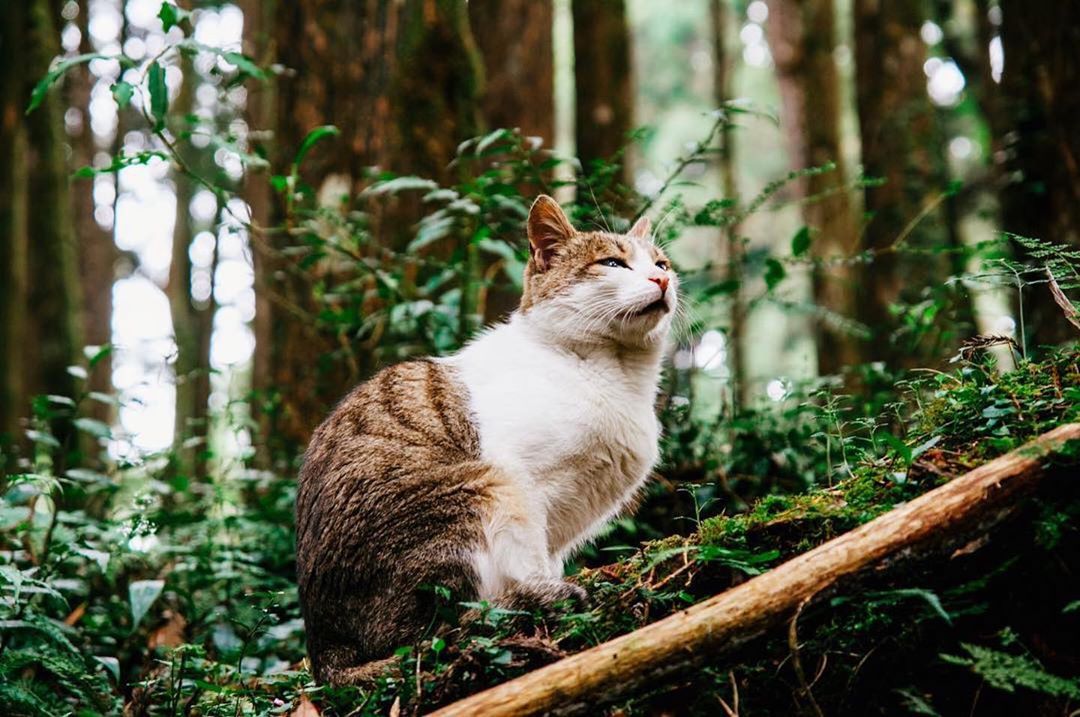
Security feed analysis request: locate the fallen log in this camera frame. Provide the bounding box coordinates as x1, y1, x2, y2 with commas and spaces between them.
430, 424, 1080, 717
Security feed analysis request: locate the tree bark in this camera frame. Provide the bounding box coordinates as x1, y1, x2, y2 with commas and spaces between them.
267, 0, 484, 454
390, 0, 483, 182
997, 0, 1080, 349
572, 0, 633, 181
24, 0, 83, 405
710, 0, 746, 407
853, 0, 952, 366
0, 0, 30, 447
468, 0, 554, 146
239, 0, 277, 467
431, 423, 1080, 717
168, 56, 212, 475
766, 0, 861, 374
71, 0, 116, 425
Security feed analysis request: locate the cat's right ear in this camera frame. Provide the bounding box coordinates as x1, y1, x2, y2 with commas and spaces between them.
528, 195, 575, 271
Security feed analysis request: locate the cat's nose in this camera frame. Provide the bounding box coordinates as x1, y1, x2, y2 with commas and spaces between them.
648, 274, 669, 295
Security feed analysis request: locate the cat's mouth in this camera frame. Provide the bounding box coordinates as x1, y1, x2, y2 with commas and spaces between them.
633, 299, 670, 317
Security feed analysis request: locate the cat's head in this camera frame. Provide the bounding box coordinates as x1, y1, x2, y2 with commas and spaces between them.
519, 195, 678, 349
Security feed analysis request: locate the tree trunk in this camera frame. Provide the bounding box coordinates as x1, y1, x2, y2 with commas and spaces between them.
273, 0, 480, 191
168, 56, 213, 475
853, 0, 952, 366
468, 0, 554, 146
71, 0, 116, 425
0, 0, 30, 448
239, 0, 276, 467
767, 0, 861, 374
24, 0, 83, 405
390, 0, 483, 182
710, 0, 746, 408
997, 0, 1080, 349
572, 0, 633, 181
267, 0, 483, 455
430, 423, 1080, 717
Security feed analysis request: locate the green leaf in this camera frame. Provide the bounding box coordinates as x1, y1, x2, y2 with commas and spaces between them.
25, 430, 61, 449
269, 175, 289, 194
111, 81, 134, 109
791, 226, 812, 256
129, 580, 165, 628
27, 53, 107, 114
148, 61, 168, 131
477, 237, 521, 262
879, 431, 913, 466
74, 417, 112, 440
88, 391, 120, 406
157, 2, 191, 32
911, 435, 941, 460
94, 656, 121, 682
65, 468, 111, 485
294, 125, 340, 168
408, 217, 456, 252
73, 150, 169, 179
222, 51, 266, 80
75, 547, 111, 572
703, 278, 740, 298
84, 344, 112, 367
362, 176, 438, 197
764, 258, 786, 290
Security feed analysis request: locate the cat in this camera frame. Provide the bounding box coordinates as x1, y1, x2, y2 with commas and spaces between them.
295, 195, 678, 685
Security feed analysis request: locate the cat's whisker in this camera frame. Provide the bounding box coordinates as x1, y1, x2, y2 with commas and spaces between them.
584, 179, 612, 233
651, 203, 680, 245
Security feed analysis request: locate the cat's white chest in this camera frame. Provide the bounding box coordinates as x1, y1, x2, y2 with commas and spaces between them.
451, 319, 661, 556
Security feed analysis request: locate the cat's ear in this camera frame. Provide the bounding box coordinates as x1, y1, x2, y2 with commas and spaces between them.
528, 195, 575, 271
627, 215, 651, 241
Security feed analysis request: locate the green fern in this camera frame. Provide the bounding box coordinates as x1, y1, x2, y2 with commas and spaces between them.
942, 642, 1080, 700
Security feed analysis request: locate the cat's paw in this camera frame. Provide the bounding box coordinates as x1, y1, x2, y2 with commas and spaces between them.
547, 580, 589, 609
509, 578, 589, 613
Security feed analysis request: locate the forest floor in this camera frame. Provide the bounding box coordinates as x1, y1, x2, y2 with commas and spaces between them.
3, 346, 1080, 716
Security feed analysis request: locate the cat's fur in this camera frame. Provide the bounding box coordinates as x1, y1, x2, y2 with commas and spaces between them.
296, 195, 678, 685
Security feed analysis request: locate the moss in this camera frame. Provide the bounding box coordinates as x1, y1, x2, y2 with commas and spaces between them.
130, 347, 1080, 716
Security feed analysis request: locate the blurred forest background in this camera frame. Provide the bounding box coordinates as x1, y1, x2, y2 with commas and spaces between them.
1, 0, 1079, 714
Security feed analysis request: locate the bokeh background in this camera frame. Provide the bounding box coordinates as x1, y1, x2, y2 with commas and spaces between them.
5, 0, 1074, 469
3, 1, 1080, 714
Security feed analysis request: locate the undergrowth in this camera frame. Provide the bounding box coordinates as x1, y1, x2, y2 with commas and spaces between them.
4, 345, 1076, 716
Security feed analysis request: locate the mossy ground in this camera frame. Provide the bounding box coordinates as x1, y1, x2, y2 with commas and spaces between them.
297, 347, 1080, 715
3, 349, 1078, 716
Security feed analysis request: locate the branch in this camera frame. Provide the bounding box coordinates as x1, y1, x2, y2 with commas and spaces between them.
431, 424, 1080, 717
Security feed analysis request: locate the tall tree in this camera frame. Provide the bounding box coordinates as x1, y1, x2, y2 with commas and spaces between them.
853, 0, 952, 365
24, 0, 83, 405
239, 0, 277, 466
263, 0, 484, 455
766, 0, 861, 373
710, 0, 747, 405
0, 1, 30, 447
168, 56, 214, 474
572, 0, 633, 180
997, 0, 1080, 348
70, 0, 116, 425
468, 0, 555, 145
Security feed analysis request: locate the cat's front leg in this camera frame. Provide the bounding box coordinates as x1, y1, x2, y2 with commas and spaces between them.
473, 484, 586, 612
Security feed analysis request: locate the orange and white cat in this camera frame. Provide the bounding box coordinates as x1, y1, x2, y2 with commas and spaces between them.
296, 195, 678, 684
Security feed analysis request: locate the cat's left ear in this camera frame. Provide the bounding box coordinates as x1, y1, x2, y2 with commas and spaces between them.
528, 195, 575, 271
628, 215, 651, 241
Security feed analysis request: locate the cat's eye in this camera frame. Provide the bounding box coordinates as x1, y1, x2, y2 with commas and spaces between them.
655, 260, 669, 270
598, 257, 629, 269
